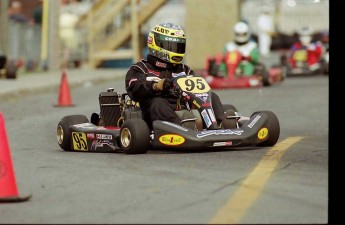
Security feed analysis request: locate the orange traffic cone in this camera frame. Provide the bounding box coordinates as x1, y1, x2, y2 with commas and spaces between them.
0, 112, 31, 203
55, 71, 74, 107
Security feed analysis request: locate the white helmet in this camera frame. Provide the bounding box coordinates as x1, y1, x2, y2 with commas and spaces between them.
233, 22, 250, 44
298, 26, 313, 46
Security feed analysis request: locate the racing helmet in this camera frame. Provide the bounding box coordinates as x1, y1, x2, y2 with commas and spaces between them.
233, 21, 250, 44
147, 22, 186, 64
298, 26, 313, 46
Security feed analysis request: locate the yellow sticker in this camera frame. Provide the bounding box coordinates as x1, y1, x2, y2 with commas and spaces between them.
176, 77, 210, 93
258, 128, 268, 140
159, 134, 185, 146
72, 132, 88, 151
293, 50, 307, 62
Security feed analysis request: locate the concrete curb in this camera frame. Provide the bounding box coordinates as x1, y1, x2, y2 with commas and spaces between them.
0, 68, 128, 100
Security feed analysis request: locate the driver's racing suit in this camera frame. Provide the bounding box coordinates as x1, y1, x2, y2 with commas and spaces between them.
125, 54, 225, 129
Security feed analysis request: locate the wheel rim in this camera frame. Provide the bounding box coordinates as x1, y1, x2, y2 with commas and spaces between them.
121, 128, 131, 148
57, 125, 64, 144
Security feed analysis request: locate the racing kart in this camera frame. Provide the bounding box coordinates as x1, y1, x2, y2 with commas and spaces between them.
197, 50, 284, 89
280, 48, 328, 76
0, 54, 17, 79
56, 74, 280, 154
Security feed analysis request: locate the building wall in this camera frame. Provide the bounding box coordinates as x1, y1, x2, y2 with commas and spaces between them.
184, 0, 240, 70
241, 0, 329, 35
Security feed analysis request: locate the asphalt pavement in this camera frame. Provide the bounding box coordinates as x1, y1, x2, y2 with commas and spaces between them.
0, 68, 128, 99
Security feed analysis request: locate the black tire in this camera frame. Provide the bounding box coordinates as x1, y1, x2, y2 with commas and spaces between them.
5, 61, 17, 79
261, 69, 271, 86
222, 104, 238, 112
280, 65, 288, 80
0, 54, 6, 69
252, 111, 280, 146
57, 115, 89, 151
222, 109, 237, 129
222, 104, 240, 129
120, 119, 150, 154
320, 59, 328, 75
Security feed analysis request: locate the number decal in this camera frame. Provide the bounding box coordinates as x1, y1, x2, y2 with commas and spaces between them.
228, 52, 239, 64
177, 77, 210, 93
72, 132, 88, 151
293, 50, 307, 62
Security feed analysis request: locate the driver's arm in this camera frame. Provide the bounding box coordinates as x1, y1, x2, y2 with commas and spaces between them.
125, 66, 156, 102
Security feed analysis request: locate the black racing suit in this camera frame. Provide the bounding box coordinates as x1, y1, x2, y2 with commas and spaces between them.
125, 54, 224, 129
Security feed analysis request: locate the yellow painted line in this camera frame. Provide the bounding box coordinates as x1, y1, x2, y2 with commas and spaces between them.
209, 136, 304, 224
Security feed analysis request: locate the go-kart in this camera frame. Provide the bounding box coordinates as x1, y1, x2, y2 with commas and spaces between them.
56, 74, 280, 154
0, 54, 17, 79
280, 48, 328, 76
197, 50, 284, 89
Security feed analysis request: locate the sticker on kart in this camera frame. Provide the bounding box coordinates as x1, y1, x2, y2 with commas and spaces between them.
72, 132, 88, 151
257, 127, 268, 140
176, 77, 211, 93
293, 50, 307, 62
159, 134, 186, 146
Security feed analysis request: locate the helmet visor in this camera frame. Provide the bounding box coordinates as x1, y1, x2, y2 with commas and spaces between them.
236, 32, 248, 38
154, 33, 186, 54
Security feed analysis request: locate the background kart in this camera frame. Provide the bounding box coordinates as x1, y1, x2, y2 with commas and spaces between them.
280, 49, 328, 77
197, 50, 284, 89
57, 76, 280, 154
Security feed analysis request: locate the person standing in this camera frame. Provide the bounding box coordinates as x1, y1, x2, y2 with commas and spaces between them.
8, 1, 28, 24
32, 0, 43, 25
257, 7, 275, 57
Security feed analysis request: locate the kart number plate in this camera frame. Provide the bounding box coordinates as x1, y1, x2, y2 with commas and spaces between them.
293, 50, 307, 62
72, 132, 88, 151
177, 77, 210, 94
227, 52, 241, 64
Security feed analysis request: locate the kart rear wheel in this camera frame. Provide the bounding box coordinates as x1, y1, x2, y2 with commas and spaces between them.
57, 115, 89, 151
252, 111, 280, 146
120, 119, 150, 154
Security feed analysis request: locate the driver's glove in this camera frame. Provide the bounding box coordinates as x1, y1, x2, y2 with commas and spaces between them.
153, 78, 171, 92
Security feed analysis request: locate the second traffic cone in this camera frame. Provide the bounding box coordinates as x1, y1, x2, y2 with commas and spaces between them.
0, 112, 31, 203
55, 71, 74, 107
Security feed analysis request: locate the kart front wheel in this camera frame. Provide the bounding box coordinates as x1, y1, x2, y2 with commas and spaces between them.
120, 119, 150, 154
57, 115, 89, 151
261, 69, 271, 86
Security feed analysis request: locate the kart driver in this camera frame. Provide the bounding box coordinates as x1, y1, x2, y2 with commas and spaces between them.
125, 22, 233, 130
288, 26, 323, 71
219, 21, 260, 76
